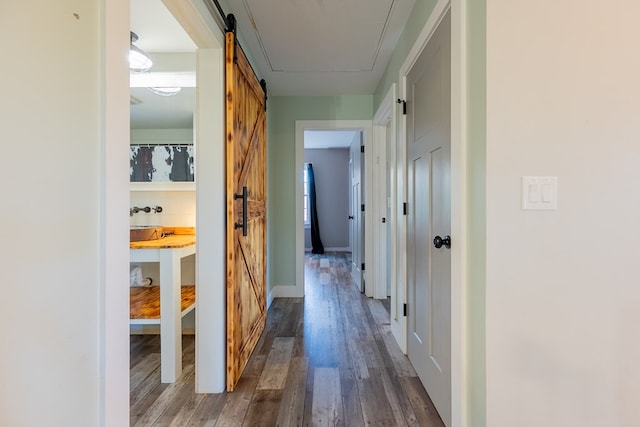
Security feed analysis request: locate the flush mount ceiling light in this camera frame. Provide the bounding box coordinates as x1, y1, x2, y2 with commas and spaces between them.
129, 31, 152, 73
147, 87, 182, 97
129, 71, 196, 88
130, 71, 195, 97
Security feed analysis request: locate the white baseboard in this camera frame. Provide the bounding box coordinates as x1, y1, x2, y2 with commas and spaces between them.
267, 287, 274, 309
304, 247, 351, 252
130, 326, 195, 335
271, 284, 304, 299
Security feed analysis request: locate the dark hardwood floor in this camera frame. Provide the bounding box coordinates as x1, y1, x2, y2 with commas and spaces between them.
130, 252, 444, 426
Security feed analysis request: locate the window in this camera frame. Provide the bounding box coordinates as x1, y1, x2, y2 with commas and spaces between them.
303, 164, 310, 225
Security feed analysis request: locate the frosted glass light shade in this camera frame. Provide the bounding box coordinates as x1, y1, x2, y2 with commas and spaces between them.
147, 87, 182, 97
129, 45, 153, 73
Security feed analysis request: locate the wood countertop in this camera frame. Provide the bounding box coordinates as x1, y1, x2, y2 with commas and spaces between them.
129, 233, 195, 249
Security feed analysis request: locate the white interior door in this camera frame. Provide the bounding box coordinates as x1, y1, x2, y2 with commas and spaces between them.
350, 135, 364, 292
406, 10, 451, 426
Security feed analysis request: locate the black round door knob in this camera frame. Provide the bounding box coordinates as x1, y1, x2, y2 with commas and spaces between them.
433, 235, 451, 249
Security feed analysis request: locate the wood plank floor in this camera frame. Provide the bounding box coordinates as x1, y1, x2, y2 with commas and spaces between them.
130, 252, 444, 426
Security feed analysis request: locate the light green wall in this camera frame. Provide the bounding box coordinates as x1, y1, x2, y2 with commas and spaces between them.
265, 3, 489, 425
374, 0, 438, 107
267, 96, 373, 289
372, 1, 487, 425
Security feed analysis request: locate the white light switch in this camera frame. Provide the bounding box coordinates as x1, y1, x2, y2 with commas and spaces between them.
522, 176, 557, 210
528, 183, 541, 202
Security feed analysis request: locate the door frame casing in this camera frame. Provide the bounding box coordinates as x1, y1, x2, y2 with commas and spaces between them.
163, 0, 227, 393
372, 86, 394, 301
349, 135, 365, 292
374, 84, 405, 348
292, 120, 373, 298
397, 0, 468, 425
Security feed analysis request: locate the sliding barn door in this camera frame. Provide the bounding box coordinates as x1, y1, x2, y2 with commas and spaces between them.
225, 31, 267, 391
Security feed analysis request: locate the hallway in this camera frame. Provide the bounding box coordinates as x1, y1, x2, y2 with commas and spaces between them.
130, 253, 444, 426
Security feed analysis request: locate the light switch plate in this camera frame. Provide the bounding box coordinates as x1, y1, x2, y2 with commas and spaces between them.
522, 176, 558, 210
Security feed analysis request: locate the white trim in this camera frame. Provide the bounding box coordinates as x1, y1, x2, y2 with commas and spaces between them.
162, 0, 225, 48
102, 0, 131, 424
372, 84, 396, 301
271, 284, 305, 298
399, 0, 452, 77
450, 1, 468, 425
130, 182, 195, 192
193, 46, 226, 393
398, 1, 468, 426
374, 84, 406, 352
324, 247, 351, 252
305, 248, 350, 252
267, 287, 275, 309
164, 0, 226, 394
295, 120, 373, 299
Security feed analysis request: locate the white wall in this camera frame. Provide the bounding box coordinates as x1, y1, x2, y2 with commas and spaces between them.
485, 1, 640, 425
130, 190, 196, 227
0, 0, 130, 426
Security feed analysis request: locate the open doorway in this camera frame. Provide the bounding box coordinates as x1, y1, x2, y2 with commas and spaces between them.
294, 121, 373, 298
128, 0, 198, 393
127, 0, 228, 398
303, 131, 356, 253
302, 131, 357, 293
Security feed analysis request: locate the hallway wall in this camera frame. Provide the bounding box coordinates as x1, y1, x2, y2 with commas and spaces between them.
0, 0, 130, 425
304, 149, 350, 251
267, 96, 373, 289
484, 1, 640, 425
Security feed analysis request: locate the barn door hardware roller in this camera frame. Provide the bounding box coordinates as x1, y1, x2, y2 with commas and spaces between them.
397, 99, 407, 115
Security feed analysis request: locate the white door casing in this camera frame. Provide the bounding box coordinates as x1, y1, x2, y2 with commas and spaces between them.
153, 0, 227, 394
350, 134, 364, 292
373, 84, 407, 350
293, 121, 373, 299
372, 98, 390, 301
406, 9, 452, 426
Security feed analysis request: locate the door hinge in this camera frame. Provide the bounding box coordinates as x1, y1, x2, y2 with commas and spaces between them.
361, 263, 365, 271
360, 145, 365, 153
403, 303, 408, 316
397, 98, 407, 115
361, 204, 365, 212
403, 202, 408, 215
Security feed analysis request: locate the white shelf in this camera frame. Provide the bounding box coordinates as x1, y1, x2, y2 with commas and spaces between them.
130, 182, 195, 192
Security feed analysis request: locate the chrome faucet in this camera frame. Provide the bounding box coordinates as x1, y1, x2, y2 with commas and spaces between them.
130, 206, 162, 216
130, 206, 151, 216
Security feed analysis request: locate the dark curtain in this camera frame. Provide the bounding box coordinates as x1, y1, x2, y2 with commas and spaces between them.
307, 163, 324, 254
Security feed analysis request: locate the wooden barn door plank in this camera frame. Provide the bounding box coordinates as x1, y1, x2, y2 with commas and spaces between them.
225, 31, 267, 391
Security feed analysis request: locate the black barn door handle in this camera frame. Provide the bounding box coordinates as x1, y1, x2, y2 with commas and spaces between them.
234, 186, 248, 236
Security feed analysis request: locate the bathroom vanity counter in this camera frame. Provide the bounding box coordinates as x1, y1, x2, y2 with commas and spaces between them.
129, 233, 195, 249
130, 228, 195, 383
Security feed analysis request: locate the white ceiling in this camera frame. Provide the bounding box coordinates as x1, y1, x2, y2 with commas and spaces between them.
130, 0, 197, 129
129, 0, 415, 129
304, 130, 359, 149
130, 0, 196, 53
227, 0, 415, 95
